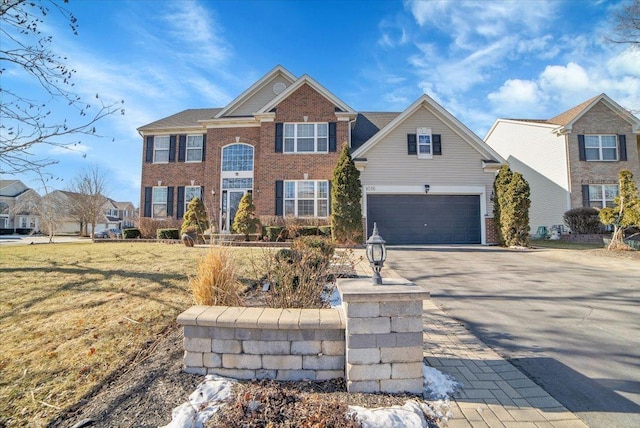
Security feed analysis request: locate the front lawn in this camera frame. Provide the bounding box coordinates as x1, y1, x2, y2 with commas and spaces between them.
0, 242, 256, 427
529, 239, 604, 250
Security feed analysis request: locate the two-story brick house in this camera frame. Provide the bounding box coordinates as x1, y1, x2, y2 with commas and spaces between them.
138, 65, 505, 244
485, 94, 640, 233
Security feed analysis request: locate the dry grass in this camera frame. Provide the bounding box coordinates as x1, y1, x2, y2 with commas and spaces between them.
189, 246, 244, 306
0, 242, 256, 427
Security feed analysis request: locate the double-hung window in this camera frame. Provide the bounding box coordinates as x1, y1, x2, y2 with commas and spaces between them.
588, 184, 618, 208
152, 186, 167, 218
184, 186, 202, 212
186, 135, 203, 162
584, 135, 617, 161
284, 180, 329, 217
417, 127, 432, 159
284, 123, 328, 153
153, 136, 170, 163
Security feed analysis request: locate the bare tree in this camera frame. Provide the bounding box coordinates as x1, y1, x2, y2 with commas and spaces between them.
0, 0, 124, 176
68, 164, 109, 236
10, 172, 67, 242
607, 0, 640, 48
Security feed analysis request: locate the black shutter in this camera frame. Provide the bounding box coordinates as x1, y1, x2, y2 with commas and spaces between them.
202, 134, 207, 161
619, 134, 627, 161
582, 185, 590, 207
433, 134, 442, 155
200, 186, 205, 202
578, 135, 586, 161
178, 135, 186, 162
328, 122, 337, 152
407, 134, 417, 155
275, 123, 283, 153
145, 136, 154, 163
177, 186, 185, 219
144, 187, 152, 217
327, 180, 332, 215
275, 181, 283, 216
167, 187, 174, 217
169, 136, 176, 162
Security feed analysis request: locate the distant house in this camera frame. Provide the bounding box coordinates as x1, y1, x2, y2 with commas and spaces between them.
0, 180, 40, 233
137, 65, 505, 244
113, 201, 136, 229
485, 94, 640, 233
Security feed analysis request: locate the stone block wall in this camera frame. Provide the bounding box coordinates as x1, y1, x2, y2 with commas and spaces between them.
177, 306, 345, 381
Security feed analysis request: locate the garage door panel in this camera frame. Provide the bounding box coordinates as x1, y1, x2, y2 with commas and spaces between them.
367, 195, 480, 245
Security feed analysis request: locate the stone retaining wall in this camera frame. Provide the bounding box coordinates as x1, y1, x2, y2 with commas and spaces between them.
177, 305, 346, 381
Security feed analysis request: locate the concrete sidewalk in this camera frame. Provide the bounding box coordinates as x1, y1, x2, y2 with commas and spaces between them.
352, 254, 588, 427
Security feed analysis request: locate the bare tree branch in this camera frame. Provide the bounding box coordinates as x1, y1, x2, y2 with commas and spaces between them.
606, 0, 640, 47
0, 0, 125, 176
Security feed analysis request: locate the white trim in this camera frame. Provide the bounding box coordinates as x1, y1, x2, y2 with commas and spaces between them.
353, 94, 505, 164
362, 185, 488, 245
256, 74, 356, 116
215, 65, 297, 118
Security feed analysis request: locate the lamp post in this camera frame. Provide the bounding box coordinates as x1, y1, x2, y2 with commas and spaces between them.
366, 222, 387, 285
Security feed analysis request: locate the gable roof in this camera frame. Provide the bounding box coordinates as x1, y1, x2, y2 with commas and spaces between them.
256, 74, 356, 116
215, 65, 297, 118
352, 94, 505, 163
550, 93, 640, 133
138, 108, 221, 132
351, 112, 400, 150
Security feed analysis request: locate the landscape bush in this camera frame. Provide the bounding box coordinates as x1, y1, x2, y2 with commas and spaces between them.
157, 228, 180, 240
261, 236, 336, 308
122, 228, 141, 239
138, 217, 181, 239
563, 207, 602, 234
190, 246, 244, 306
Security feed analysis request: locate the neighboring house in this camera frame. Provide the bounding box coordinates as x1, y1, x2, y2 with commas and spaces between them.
137, 65, 505, 245
485, 94, 640, 233
0, 180, 40, 233
113, 201, 136, 229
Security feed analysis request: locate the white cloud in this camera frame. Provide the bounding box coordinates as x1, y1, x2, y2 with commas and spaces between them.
539, 62, 591, 93
488, 79, 545, 116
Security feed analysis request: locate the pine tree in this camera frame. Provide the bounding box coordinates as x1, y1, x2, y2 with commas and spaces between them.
232, 193, 260, 240
501, 172, 531, 247
599, 169, 640, 250
180, 197, 209, 242
331, 143, 363, 243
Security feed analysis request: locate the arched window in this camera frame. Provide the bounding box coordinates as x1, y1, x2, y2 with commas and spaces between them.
222, 144, 253, 172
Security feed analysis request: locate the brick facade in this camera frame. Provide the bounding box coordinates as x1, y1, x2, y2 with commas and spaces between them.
566, 101, 640, 209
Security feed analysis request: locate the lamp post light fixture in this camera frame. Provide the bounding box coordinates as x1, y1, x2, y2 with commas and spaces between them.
366, 222, 387, 285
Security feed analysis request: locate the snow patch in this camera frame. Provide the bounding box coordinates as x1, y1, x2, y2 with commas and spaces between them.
161, 376, 234, 428
423, 364, 460, 399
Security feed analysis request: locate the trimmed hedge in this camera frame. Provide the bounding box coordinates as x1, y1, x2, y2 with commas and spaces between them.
157, 228, 180, 240
563, 207, 602, 234
123, 228, 141, 239
263, 225, 333, 241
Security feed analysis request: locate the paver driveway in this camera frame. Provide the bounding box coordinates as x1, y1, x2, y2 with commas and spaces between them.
386, 245, 640, 428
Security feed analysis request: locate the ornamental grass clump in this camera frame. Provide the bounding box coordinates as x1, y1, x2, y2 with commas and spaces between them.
190, 246, 244, 306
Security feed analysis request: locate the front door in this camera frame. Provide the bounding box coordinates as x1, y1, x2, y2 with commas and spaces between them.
221, 190, 246, 232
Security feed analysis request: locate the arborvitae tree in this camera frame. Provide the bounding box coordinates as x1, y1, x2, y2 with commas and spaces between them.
232, 193, 260, 240
181, 198, 209, 240
492, 165, 513, 246
501, 172, 531, 247
600, 169, 640, 250
331, 143, 363, 243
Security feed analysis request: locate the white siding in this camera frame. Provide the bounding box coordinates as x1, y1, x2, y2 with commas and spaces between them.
359, 106, 496, 244
227, 75, 291, 117
485, 120, 570, 231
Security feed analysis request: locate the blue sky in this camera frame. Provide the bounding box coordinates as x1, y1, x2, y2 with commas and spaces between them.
5, 0, 639, 206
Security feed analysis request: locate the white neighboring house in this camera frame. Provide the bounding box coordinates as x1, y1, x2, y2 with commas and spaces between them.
0, 180, 40, 233
485, 94, 640, 233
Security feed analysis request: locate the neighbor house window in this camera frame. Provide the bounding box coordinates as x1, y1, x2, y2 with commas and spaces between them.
417, 127, 432, 159
184, 186, 202, 213
152, 186, 168, 218
186, 135, 203, 162
588, 184, 618, 208
153, 136, 170, 163
284, 180, 329, 217
284, 123, 328, 153
585, 135, 617, 161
